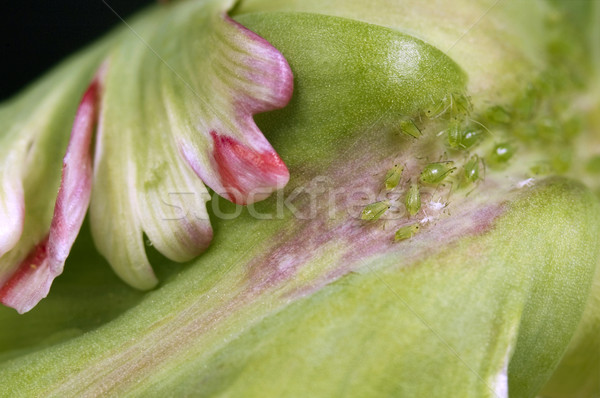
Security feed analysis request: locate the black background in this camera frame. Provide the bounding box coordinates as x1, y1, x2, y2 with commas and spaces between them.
1, 0, 155, 101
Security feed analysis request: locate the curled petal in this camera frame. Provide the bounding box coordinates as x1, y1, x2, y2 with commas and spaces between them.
163, 12, 293, 206
209, 131, 289, 204
0, 76, 99, 313
89, 1, 292, 287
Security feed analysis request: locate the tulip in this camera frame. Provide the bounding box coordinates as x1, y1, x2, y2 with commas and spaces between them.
0, 1, 598, 397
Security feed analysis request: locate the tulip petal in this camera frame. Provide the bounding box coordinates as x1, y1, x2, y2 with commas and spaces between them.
0, 76, 99, 313
0, 45, 108, 313
174, 15, 292, 205
90, 0, 292, 287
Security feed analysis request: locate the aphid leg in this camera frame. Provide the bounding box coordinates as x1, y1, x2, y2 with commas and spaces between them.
465, 185, 478, 197
440, 180, 455, 196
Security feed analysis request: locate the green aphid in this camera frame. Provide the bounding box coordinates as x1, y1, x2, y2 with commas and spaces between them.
420, 162, 456, 184
394, 223, 420, 242
424, 99, 447, 119
446, 123, 483, 150
361, 200, 390, 221
405, 183, 421, 216
384, 164, 404, 190
490, 143, 515, 164
450, 92, 472, 116
464, 155, 482, 183
425, 92, 471, 119
446, 122, 462, 148
399, 119, 421, 139
485, 105, 512, 124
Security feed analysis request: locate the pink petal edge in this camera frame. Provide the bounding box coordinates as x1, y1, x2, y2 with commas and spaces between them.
181, 16, 293, 206
0, 71, 101, 314
210, 131, 289, 205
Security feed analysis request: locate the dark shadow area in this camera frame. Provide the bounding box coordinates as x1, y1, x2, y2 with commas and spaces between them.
0, 0, 154, 101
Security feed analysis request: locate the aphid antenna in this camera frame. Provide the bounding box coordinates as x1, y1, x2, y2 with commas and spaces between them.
467, 117, 497, 138
448, 93, 455, 116
436, 167, 457, 185
432, 104, 451, 120
430, 160, 455, 166
436, 151, 451, 163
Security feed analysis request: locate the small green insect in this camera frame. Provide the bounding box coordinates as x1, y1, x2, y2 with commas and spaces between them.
425, 92, 471, 119
361, 200, 390, 221
399, 119, 421, 139
464, 155, 484, 183
384, 164, 404, 190
394, 223, 420, 242
405, 183, 421, 216
489, 143, 515, 164
446, 123, 483, 150
420, 161, 456, 184
424, 98, 447, 119
449, 92, 472, 116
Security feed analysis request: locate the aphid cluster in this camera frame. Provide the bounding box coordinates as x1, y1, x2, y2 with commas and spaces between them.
359, 76, 576, 242
358, 20, 594, 244
360, 158, 456, 242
